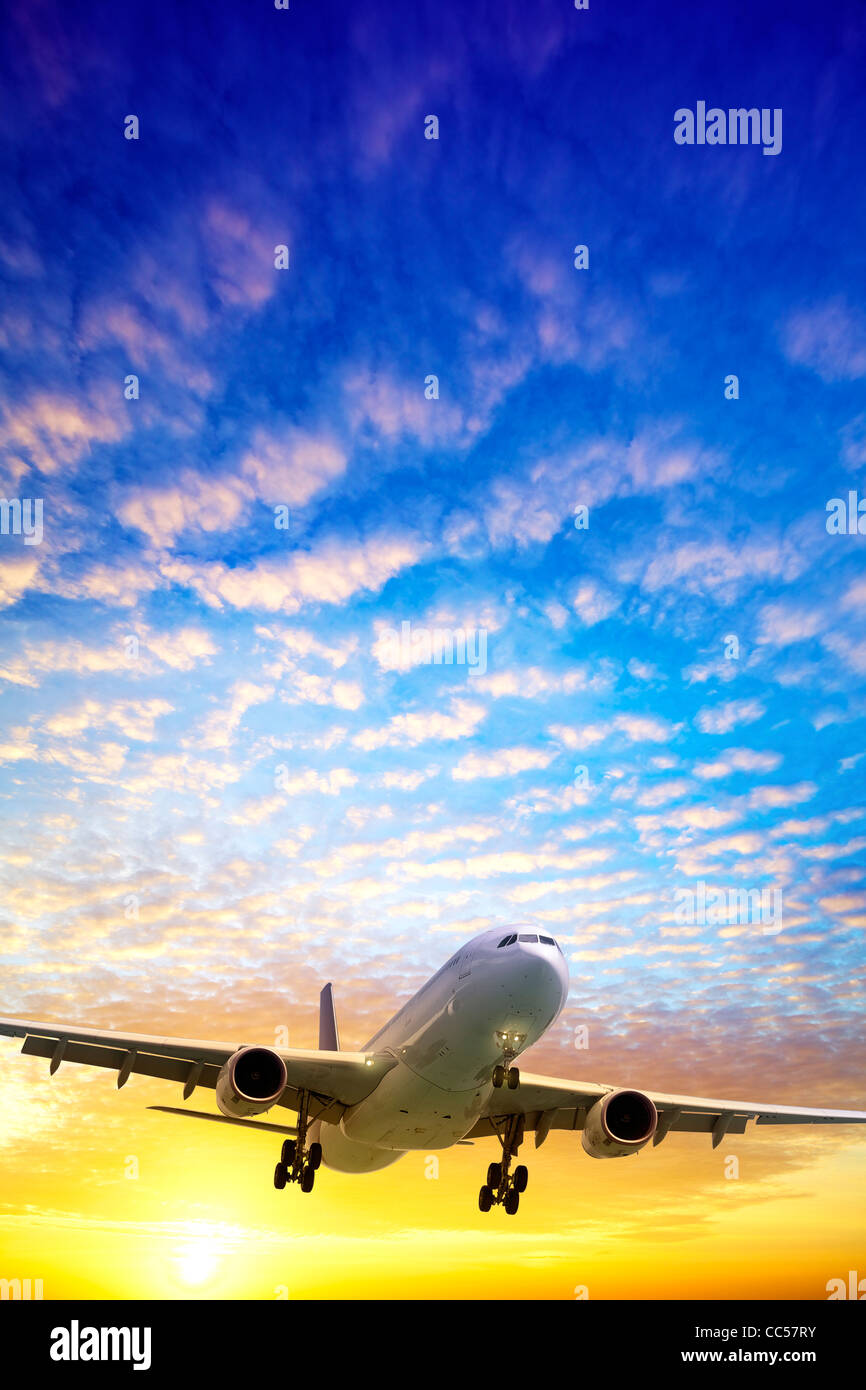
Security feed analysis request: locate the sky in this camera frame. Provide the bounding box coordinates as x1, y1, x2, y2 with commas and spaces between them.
0, 0, 865, 1300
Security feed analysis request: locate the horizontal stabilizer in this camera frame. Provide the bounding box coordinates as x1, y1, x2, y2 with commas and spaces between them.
148, 1105, 297, 1136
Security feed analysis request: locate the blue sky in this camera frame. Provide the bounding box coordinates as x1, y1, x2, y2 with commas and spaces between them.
0, 0, 864, 1112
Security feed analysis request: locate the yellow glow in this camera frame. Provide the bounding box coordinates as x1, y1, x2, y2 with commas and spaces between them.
176, 1237, 221, 1288
1, 1041, 864, 1299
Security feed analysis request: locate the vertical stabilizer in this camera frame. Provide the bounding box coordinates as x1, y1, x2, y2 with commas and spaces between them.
318, 982, 340, 1052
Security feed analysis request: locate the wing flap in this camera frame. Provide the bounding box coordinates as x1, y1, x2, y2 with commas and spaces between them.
0, 1016, 235, 1064
754, 1112, 866, 1126
1, 1013, 395, 1115
476, 1069, 866, 1137
20, 1035, 222, 1090
668, 1111, 750, 1135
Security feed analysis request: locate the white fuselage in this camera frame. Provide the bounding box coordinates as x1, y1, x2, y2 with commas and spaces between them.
312, 926, 569, 1172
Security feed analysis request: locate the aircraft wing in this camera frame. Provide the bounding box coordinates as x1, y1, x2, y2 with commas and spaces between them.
470, 1071, 866, 1147
0, 1014, 395, 1121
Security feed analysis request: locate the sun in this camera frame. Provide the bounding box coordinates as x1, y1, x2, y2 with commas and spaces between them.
175, 1237, 221, 1288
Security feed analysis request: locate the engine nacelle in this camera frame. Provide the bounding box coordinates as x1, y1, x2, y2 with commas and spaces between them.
581, 1089, 657, 1158
215, 1046, 288, 1118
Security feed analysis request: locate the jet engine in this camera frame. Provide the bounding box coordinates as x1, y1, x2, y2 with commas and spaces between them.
215, 1046, 288, 1118
581, 1088, 657, 1158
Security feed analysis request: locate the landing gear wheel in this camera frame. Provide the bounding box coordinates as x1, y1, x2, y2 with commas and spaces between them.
492, 1064, 506, 1088
308, 1141, 322, 1171
300, 1165, 315, 1193
504, 1189, 520, 1215
478, 1184, 493, 1212
507, 1066, 520, 1090
486, 1161, 502, 1189
514, 1164, 528, 1193
273, 1162, 287, 1190
281, 1139, 296, 1166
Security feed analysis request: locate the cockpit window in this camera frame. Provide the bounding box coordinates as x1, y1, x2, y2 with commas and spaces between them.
517, 932, 539, 943
539, 935, 555, 946
497, 933, 517, 947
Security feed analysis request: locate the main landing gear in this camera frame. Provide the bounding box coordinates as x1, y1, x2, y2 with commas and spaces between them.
478, 1113, 528, 1215
273, 1089, 322, 1194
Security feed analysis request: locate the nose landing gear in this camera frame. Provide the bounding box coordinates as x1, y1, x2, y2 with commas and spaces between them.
492, 1062, 520, 1089
478, 1113, 528, 1214
492, 1032, 524, 1089
492, 1055, 520, 1090
273, 1089, 322, 1193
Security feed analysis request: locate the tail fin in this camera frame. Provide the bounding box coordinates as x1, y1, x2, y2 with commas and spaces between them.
318, 982, 340, 1052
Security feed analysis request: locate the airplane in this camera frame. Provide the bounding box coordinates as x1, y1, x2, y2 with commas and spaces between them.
2, 924, 866, 1215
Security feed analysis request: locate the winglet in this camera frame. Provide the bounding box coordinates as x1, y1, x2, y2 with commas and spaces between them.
318, 983, 340, 1052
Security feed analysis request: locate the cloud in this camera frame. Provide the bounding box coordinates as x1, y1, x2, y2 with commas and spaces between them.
392, 845, 611, 882
695, 699, 765, 735
117, 470, 249, 546
370, 604, 503, 673
201, 199, 281, 310
636, 778, 693, 807
272, 767, 358, 796
0, 553, 40, 610
162, 532, 425, 614
546, 722, 609, 750
696, 831, 766, 858
0, 625, 216, 687
192, 680, 274, 751
694, 748, 782, 779
281, 671, 364, 711
39, 696, 173, 742
635, 805, 740, 836
821, 632, 866, 675
0, 727, 38, 764
122, 752, 244, 796
78, 300, 213, 395
543, 600, 569, 630
571, 579, 619, 625
756, 602, 826, 647
117, 430, 346, 546
39, 740, 128, 781
548, 712, 679, 749
0, 392, 126, 476
507, 870, 637, 903
474, 664, 611, 700
354, 698, 486, 751
142, 626, 218, 671
345, 370, 464, 446
451, 745, 555, 780
627, 658, 662, 682
613, 713, 680, 744
781, 298, 866, 382
344, 802, 394, 830
473, 428, 713, 552
627, 535, 807, 600
379, 767, 439, 790
256, 624, 357, 670
746, 782, 816, 810
307, 823, 498, 878
240, 429, 346, 506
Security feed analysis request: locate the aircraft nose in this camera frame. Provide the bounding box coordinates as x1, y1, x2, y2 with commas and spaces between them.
513, 938, 569, 1010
